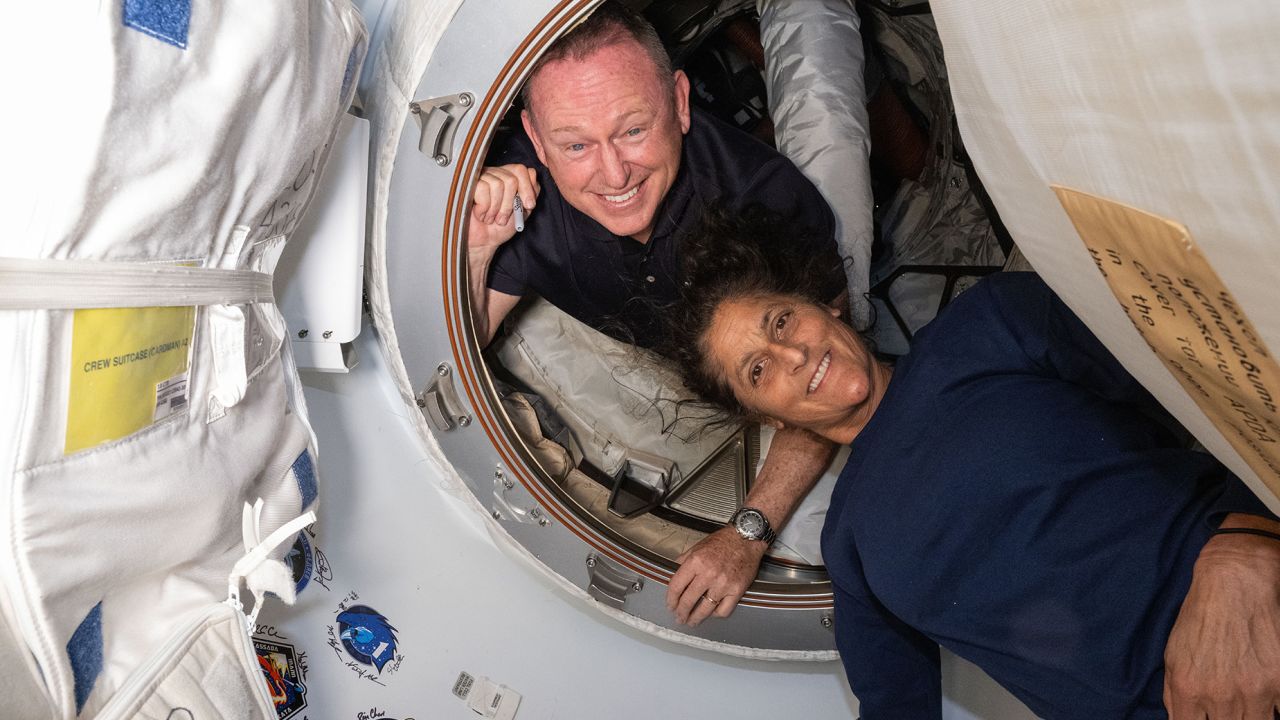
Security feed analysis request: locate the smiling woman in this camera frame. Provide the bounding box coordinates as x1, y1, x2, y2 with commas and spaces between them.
659, 204, 1280, 716
657, 202, 853, 427
704, 294, 890, 442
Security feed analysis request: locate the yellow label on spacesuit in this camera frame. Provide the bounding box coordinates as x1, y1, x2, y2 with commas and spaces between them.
65, 306, 196, 454
1054, 185, 1280, 499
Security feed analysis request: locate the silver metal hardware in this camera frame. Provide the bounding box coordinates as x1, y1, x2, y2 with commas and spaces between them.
297, 329, 309, 338
607, 448, 675, 518
585, 553, 643, 610
417, 362, 467, 432
491, 470, 539, 525
322, 330, 333, 339
409, 92, 475, 167
529, 507, 550, 527
418, 390, 453, 430
821, 614, 834, 630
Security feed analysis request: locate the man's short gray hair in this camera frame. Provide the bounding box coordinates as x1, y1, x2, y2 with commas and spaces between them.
521, 1, 675, 116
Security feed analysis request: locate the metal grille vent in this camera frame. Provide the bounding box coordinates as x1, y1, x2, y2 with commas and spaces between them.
667, 429, 752, 524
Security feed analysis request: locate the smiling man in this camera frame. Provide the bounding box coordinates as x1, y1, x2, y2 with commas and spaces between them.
466, 2, 845, 626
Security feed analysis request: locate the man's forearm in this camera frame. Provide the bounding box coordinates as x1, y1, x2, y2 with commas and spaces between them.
746, 426, 838, 529
468, 245, 500, 345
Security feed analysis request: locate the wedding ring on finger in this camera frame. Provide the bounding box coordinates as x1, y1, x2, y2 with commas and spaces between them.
701, 592, 719, 606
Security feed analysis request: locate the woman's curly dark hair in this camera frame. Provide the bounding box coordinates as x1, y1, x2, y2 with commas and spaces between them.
655, 201, 847, 426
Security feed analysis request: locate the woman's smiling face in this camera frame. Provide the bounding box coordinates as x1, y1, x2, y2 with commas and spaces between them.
702, 293, 889, 443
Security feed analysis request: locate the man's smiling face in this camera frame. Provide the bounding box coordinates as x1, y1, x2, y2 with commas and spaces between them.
521, 37, 691, 243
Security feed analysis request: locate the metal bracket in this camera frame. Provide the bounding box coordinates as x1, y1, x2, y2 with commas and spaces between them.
584, 554, 644, 610
417, 363, 471, 432
490, 466, 546, 526
409, 92, 475, 167
606, 449, 674, 519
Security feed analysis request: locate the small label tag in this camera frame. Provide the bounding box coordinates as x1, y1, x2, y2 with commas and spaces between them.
454, 673, 520, 720
66, 305, 196, 453
452, 672, 475, 700
153, 372, 189, 422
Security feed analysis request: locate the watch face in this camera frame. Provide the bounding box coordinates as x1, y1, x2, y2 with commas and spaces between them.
736, 510, 765, 538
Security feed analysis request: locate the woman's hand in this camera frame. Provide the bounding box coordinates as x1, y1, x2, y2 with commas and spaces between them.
666, 527, 766, 626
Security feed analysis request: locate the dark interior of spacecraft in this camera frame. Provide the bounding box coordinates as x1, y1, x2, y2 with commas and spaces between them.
480, 0, 1020, 582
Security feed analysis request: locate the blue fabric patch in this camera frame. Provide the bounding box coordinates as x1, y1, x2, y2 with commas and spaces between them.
122, 0, 191, 50
339, 43, 362, 105
67, 602, 104, 714
293, 450, 318, 509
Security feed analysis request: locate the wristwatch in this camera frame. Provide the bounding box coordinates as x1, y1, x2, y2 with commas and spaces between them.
730, 507, 777, 545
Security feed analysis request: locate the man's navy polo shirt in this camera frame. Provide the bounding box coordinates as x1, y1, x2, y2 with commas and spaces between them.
486, 107, 838, 348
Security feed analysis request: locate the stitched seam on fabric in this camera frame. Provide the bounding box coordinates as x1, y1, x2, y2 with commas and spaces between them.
9, 310, 67, 712
121, 20, 188, 49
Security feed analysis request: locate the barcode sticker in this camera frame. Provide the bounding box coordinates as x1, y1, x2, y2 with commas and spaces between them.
452, 672, 475, 700
454, 672, 521, 719
154, 372, 190, 422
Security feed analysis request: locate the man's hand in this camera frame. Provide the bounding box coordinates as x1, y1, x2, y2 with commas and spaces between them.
666, 526, 767, 627
467, 164, 539, 344
1163, 518, 1280, 719
469, 164, 540, 251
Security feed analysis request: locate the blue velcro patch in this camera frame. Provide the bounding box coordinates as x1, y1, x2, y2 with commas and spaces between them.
293, 450, 318, 509
123, 0, 191, 49
67, 602, 104, 714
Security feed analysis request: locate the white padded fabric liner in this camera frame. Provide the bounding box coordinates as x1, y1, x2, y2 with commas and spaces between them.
758, 0, 875, 329
94, 603, 273, 720
0, 601, 51, 719
495, 298, 739, 479
360, 1, 834, 661
930, 0, 1280, 512
0, 1, 366, 717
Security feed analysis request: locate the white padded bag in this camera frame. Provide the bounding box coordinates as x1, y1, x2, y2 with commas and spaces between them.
930, 0, 1280, 511
0, 1, 366, 717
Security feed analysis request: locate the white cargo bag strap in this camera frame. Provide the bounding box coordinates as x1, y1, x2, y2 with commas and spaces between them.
227, 503, 317, 631
0, 256, 279, 417
0, 257, 274, 309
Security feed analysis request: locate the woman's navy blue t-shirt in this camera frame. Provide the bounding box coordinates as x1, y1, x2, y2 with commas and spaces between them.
822, 272, 1274, 719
